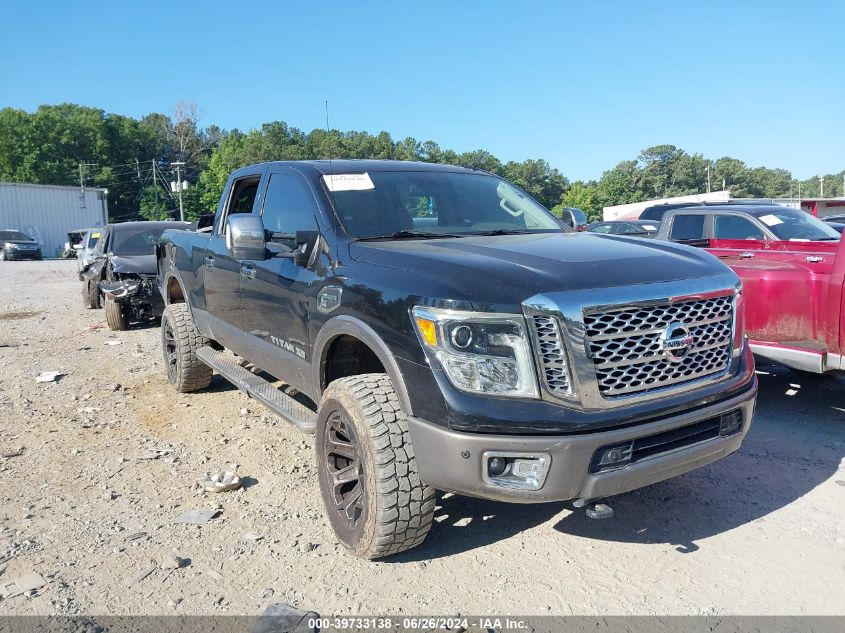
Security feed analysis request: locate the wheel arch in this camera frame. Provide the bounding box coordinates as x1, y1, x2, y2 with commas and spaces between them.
313, 316, 414, 416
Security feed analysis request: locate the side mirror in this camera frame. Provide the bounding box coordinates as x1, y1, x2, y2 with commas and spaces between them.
227, 215, 267, 260
294, 230, 320, 267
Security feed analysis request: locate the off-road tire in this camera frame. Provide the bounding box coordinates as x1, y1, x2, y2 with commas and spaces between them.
104, 296, 128, 331
82, 280, 101, 309
161, 303, 213, 392
316, 373, 436, 559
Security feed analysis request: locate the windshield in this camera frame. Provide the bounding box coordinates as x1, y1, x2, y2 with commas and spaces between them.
751, 208, 840, 241
325, 171, 563, 239
0, 230, 32, 241
110, 226, 167, 256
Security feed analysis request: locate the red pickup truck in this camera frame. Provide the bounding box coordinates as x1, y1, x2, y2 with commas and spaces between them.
650, 204, 843, 375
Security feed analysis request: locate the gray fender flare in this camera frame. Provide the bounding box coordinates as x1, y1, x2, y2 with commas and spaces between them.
312, 315, 414, 416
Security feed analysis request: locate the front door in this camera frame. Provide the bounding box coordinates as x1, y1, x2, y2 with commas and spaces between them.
241, 167, 324, 394
204, 172, 265, 352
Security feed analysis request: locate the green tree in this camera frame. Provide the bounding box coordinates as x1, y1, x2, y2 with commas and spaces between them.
554, 181, 600, 222
138, 185, 172, 221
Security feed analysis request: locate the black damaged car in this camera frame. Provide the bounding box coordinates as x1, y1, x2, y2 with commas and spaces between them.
0, 230, 43, 261
80, 221, 190, 330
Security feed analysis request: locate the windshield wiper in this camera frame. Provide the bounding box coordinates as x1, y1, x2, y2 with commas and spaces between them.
467, 228, 536, 236
356, 230, 464, 241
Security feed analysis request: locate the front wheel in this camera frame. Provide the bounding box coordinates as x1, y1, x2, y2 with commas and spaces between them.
104, 297, 128, 331
316, 373, 436, 559
82, 280, 101, 309
161, 303, 213, 392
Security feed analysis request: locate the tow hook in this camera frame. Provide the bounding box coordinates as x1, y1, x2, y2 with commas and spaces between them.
573, 497, 614, 520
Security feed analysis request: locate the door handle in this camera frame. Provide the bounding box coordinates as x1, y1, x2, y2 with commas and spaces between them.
739, 252, 755, 259
806, 256, 824, 263
240, 265, 256, 280
203, 255, 215, 269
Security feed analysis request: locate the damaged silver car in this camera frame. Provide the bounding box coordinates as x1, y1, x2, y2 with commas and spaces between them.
80, 221, 190, 330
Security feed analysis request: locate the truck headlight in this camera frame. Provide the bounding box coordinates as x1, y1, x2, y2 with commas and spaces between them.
7, 243, 20, 249
412, 306, 539, 398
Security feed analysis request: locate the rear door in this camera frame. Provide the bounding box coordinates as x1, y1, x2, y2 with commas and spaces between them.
240, 166, 324, 392
667, 213, 708, 243
204, 169, 267, 351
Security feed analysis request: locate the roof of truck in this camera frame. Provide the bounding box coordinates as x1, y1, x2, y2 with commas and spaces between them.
234, 159, 480, 177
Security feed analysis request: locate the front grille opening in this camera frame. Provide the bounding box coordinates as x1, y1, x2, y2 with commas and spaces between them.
532, 315, 572, 396
583, 295, 734, 398
589, 409, 743, 474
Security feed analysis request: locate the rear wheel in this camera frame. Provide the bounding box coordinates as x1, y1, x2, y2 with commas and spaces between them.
105, 297, 128, 331
316, 373, 436, 559
161, 303, 213, 392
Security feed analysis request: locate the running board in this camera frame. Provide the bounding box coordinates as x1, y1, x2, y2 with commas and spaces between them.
196, 346, 317, 433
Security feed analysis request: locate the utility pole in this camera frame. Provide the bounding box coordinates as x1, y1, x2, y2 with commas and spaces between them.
171, 161, 186, 221
819, 175, 824, 198
78, 162, 98, 208
152, 161, 159, 211
705, 165, 711, 194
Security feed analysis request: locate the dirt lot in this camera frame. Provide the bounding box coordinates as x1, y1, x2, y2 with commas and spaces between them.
0, 259, 843, 617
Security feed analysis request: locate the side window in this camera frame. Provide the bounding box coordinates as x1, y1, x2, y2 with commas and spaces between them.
669, 214, 706, 241
616, 224, 640, 234
229, 178, 260, 215
591, 224, 612, 233
220, 176, 261, 234
261, 173, 319, 240
714, 215, 765, 240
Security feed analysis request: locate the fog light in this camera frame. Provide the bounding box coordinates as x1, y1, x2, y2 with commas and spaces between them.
590, 442, 633, 473
482, 452, 551, 491
487, 456, 507, 477
719, 410, 743, 436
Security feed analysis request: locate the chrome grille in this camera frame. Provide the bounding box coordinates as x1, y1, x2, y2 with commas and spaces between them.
584, 295, 734, 397
532, 315, 571, 396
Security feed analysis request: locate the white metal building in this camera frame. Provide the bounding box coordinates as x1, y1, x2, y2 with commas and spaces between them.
0, 182, 108, 258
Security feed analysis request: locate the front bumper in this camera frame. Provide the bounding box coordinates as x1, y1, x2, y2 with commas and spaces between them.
3, 249, 42, 260
408, 376, 757, 503
100, 279, 164, 316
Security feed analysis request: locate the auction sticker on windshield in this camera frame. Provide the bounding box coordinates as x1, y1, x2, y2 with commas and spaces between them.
759, 214, 784, 226
322, 173, 375, 192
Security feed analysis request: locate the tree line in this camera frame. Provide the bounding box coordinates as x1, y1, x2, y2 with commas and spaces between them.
0, 103, 841, 224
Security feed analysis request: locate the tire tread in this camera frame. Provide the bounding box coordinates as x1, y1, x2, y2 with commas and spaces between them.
320, 373, 436, 559
162, 303, 213, 392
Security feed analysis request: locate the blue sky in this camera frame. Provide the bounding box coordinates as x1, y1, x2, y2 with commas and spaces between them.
2, 1, 843, 181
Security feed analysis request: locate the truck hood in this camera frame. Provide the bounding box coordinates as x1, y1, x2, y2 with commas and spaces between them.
350, 232, 729, 309
110, 254, 157, 275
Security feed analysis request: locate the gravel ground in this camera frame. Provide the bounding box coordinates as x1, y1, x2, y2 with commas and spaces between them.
0, 259, 843, 616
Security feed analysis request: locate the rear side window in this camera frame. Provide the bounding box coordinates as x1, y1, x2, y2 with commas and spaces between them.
669, 214, 705, 241
714, 215, 764, 240
261, 173, 319, 239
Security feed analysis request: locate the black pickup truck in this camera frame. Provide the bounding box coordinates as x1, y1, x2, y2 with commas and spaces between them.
157, 160, 758, 558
